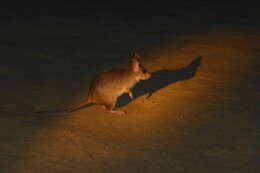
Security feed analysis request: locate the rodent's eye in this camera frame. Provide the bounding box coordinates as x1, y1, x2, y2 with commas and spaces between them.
139, 64, 144, 70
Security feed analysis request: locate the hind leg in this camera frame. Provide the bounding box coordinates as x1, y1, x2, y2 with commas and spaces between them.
102, 99, 126, 115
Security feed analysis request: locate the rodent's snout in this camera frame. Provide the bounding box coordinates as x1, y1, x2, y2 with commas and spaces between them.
145, 72, 152, 80
140, 65, 151, 80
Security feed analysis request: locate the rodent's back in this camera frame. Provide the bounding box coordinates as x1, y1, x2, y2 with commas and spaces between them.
88, 67, 137, 103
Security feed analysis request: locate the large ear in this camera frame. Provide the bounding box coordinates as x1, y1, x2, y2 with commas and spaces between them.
132, 52, 140, 60
131, 52, 140, 72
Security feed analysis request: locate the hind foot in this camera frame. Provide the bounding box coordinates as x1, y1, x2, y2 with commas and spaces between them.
109, 110, 126, 115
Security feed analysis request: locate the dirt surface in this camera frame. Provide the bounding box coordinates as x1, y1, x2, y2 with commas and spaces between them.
0, 2, 259, 173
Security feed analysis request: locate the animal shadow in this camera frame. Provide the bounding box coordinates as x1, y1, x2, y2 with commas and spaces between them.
117, 56, 203, 108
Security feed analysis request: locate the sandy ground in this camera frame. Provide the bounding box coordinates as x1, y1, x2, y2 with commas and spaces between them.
0, 2, 259, 173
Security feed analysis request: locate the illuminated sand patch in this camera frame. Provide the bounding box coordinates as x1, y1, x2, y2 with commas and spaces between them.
18, 27, 260, 172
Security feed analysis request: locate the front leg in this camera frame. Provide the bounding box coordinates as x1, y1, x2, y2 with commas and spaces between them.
127, 91, 133, 99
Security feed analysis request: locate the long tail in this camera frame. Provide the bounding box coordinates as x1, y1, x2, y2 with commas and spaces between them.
36, 98, 93, 114
35, 109, 69, 114
67, 98, 93, 112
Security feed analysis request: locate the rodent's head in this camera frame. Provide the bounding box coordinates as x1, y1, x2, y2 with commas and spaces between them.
130, 52, 151, 81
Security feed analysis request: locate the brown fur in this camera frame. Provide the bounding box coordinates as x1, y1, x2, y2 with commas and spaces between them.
68, 52, 151, 115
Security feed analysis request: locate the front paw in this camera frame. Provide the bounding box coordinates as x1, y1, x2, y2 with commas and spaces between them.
128, 92, 133, 99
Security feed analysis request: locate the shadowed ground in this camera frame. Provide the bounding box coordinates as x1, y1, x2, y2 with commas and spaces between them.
118, 56, 203, 108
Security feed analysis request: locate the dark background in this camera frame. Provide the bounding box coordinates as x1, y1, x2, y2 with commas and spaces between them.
1, 1, 259, 20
